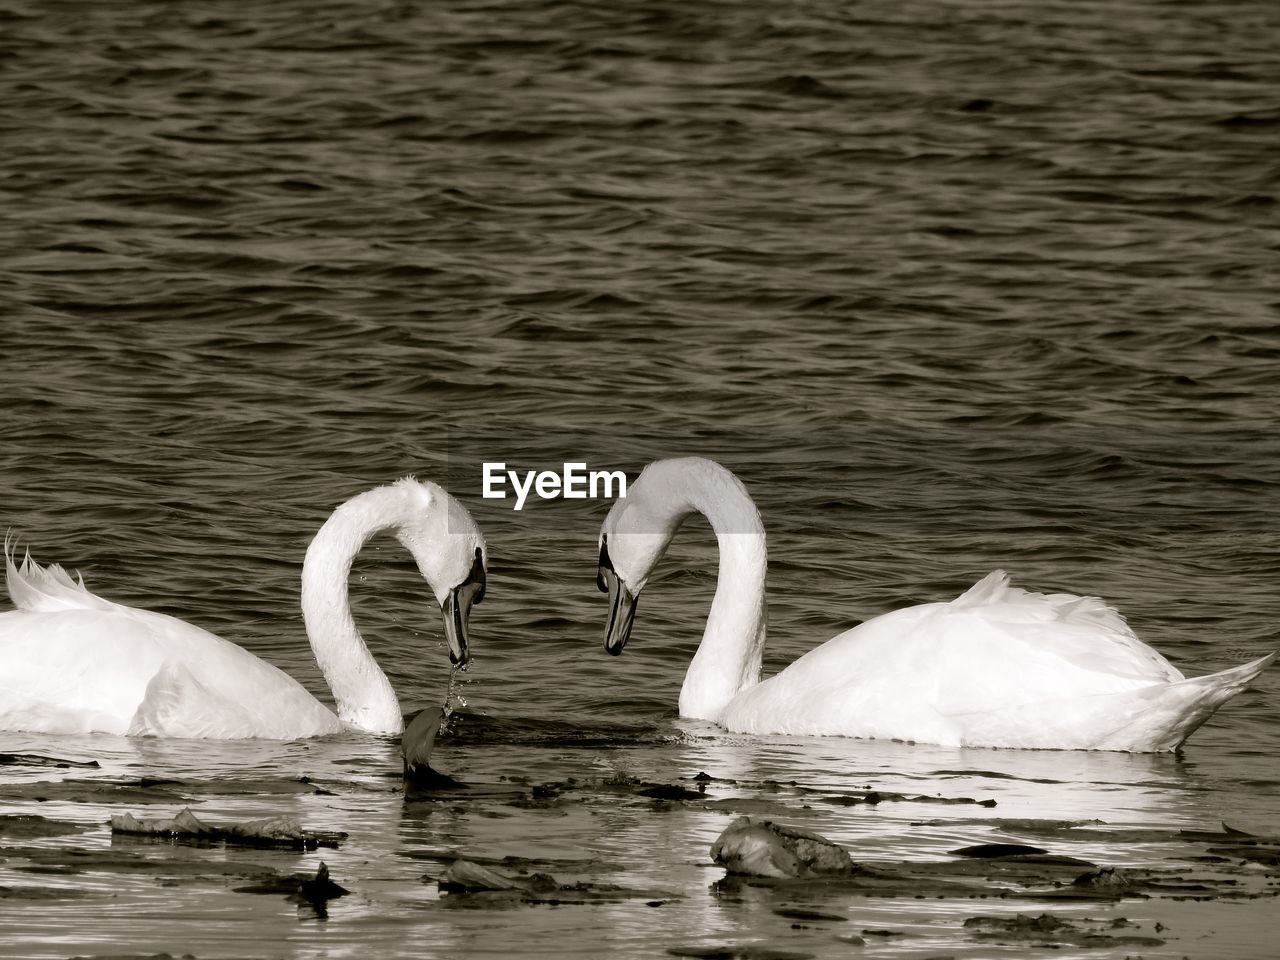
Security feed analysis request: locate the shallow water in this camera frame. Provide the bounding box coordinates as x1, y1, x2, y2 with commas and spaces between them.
3, 0, 1280, 956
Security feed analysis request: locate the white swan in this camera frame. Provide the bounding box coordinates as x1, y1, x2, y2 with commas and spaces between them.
0, 477, 487, 739
595, 458, 1274, 752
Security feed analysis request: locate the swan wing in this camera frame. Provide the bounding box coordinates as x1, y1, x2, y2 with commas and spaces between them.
0, 603, 341, 739
127, 656, 340, 739
720, 571, 1198, 746
948, 570, 1183, 684
0, 607, 171, 734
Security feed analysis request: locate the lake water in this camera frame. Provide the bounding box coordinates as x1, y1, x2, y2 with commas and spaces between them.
2, 0, 1279, 957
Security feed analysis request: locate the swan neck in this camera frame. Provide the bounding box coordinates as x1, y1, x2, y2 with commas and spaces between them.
301, 487, 407, 734
662, 464, 768, 722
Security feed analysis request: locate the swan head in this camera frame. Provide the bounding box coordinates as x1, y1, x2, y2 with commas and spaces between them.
595, 485, 680, 656
594, 458, 765, 659
392, 478, 487, 668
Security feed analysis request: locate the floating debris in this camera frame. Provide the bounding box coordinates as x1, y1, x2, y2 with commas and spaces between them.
772, 907, 845, 922
706, 812, 1280, 905
402, 706, 467, 792
822, 790, 996, 808
0, 752, 99, 768
639, 784, 706, 801
1072, 867, 1133, 891
963, 912, 1165, 948
0, 814, 91, 839
439, 859, 557, 893
135, 776, 332, 797
435, 858, 678, 905
235, 861, 349, 917
952, 843, 1049, 858
666, 944, 816, 959
0, 779, 190, 805
402, 706, 446, 777
0, 883, 91, 901
110, 808, 346, 850
710, 818, 855, 879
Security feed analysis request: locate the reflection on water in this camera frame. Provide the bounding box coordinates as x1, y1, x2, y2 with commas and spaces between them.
2, 717, 1275, 960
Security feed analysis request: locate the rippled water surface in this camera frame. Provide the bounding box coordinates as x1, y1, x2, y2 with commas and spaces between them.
2, 0, 1279, 957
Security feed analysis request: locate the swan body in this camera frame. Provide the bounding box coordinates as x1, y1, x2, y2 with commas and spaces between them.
0, 478, 487, 740
596, 458, 1274, 752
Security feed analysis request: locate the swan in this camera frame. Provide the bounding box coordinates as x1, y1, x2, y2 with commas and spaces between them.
595, 458, 1274, 752
0, 477, 487, 739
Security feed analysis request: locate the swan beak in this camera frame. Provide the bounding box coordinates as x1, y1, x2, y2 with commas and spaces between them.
443, 548, 486, 667
443, 592, 470, 666
598, 537, 638, 656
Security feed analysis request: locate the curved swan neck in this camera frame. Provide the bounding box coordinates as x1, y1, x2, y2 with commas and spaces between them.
301, 485, 411, 734
636, 460, 769, 722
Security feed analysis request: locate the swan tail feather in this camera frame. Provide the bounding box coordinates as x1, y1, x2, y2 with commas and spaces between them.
1090, 651, 1277, 752
957, 652, 1275, 751
4, 536, 115, 613
1151, 651, 1277, 750
949, 570, 1011, 609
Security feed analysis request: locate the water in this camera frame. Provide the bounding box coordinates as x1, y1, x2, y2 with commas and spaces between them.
2, 0, 1279, 956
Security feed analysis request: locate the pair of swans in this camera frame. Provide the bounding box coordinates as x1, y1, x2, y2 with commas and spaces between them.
0, 478, 486, 739
597, 458, 1274, 752
1, 463, 1270, 751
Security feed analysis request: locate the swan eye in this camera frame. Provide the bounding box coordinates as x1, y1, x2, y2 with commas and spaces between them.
596, 535, 613, 593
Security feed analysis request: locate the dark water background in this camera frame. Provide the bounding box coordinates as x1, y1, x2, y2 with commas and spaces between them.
2, 0, 1279, 957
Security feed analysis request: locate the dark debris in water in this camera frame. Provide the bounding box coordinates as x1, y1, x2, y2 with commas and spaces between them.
0, 814, 92, 839
709, 817, 1280, 904
234, 861, 349, 917
0, 775, 332, 805
1207, 843, 1280, 866
403, 766, 468, 796
111, 808, 345, 850
0, 752, 99, 769
772, 906, 846, 922
952, 843, 1049, 858
0, 840, 300, 907
821, 790, 997, 808
639, 783, 707, 801
402, 706, 453, 787
451, 770, 995, 817
435, 858, 680, 907
712, 818, 854, 880
0, 779, 191, 805
136, 776, 334, 797
0, 883, 92, 901
683, 772, 996, 808
438, 859, 557, 893
963, 912, 1166, 948
667, 945, 816, 959
431, 711, 663, 751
